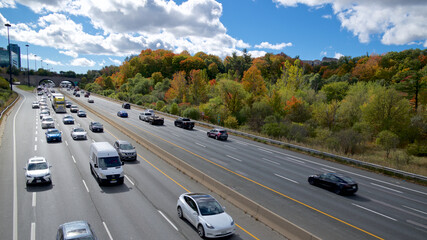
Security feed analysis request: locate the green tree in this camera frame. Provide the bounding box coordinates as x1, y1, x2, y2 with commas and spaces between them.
376, 130, 399, 158
312, 100, 341, 130
320, 81, 349, 102
189, 69, 208, 105
277, 59, 304, 91
361, 87, 412, 137
217, 79, 248, 115
104, 76, 115, 90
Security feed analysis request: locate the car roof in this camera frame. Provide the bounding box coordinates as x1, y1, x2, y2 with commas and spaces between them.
116, 140, 131, 145
47, 128, 60, 132
61, 221, 92, 238
28, 156, 46, 163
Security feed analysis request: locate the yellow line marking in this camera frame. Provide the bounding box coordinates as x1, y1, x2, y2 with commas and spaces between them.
105, 115, 259, 239
121, 120, 384, 240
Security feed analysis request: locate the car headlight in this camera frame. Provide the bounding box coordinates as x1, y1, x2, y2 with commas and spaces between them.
205, 222, 214, 229
26, 174, 32, 178
99, 172, 105, 178
230, 219, 234, 225
45, 173, 51, 177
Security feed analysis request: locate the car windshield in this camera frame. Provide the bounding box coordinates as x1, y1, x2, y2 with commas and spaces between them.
49, 129, 60, 134
196, 198, 224, 216
44, 117, 53, 121
41, 111, 49, 114
93, 122, 102, 127
219, 130, 227, 133
64, 116, 72, 119
98, 156, 121, 168
28, 162, 48, 170
120, 143, 133, 150
73, 128, 85, 132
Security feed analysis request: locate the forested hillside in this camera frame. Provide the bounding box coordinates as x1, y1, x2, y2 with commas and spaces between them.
82, 48, 427, 175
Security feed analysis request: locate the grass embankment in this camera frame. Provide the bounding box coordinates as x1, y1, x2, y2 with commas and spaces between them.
16, 85, 35, 91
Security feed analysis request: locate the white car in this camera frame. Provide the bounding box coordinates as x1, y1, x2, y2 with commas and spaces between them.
32, 101, 39, 109
71, 127, 87, 140
40, 110, 50, 119
41, 116, 55, 129
24, 157, 51, 185
177, 193, 235, 238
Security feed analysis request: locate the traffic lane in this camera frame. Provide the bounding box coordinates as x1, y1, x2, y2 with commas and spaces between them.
67, 94, 285, 240
65, 91, 426, 239
18, 106, 111, 240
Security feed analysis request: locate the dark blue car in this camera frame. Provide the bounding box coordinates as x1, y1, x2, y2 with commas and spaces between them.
45, 129, 62, 143
117, 110, 128, 118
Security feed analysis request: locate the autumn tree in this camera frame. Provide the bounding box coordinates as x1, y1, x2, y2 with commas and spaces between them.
189, 69, 208, 105
216, 79, 248, 115
277, 59, 304, 92
241, 66, 267, 101
352, 55, 381, 81
312, 100, 341, 130
165, 71, 187, 103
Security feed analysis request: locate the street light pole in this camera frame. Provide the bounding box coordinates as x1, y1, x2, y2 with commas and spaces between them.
41, 59, 43, 69
5, 23, 12, 90
35, 55, 37, 71
26, 44, 30, 86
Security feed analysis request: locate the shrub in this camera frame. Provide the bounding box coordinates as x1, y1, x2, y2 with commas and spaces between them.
183, 107, 200, 120
102, 89, 115, 97
141, 94, 158, 104
0, 77, 10, 90
170, 103, 179, 115
333, 128, 363, 155
262, 122, 288, 138
224, 116, 239, 129
286, 123, 309, 142
376, 130, 399, 158
406, 141, 427, 156
156, 100, 165, 110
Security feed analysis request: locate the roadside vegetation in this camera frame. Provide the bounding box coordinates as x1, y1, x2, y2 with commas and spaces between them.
0, 76, 17, 117
16, 85, 35, 91
81, 49, 425, 176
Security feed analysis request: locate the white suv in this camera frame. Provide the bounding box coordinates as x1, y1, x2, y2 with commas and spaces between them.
24, 157, 52, 185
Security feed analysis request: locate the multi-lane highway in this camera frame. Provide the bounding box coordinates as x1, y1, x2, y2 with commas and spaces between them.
60, 88, 427, 240
0, 88, 286, 240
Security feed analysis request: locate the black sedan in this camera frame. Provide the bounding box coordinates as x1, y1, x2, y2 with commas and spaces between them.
117, 110, 128, 118
89, 121, 103, 132
77, 110, 87, 117
308, 172, 358, 195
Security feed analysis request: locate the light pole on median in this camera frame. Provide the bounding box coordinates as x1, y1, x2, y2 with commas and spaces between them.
26, 44, 30, 86
5, 23, 12, 90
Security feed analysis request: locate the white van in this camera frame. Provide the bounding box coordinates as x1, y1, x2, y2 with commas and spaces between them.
89, 142, 124, 185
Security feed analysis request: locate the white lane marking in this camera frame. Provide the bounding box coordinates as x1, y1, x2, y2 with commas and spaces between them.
258, 148, 273, 154
322, 168, 335, 172
30, 222, 35, 240
35, 131, 37, 135
262, 158, 280, 165
158, 210, 178, 231
285, 157, 305, 164
406, 220, 427, 230
226, 155, 242, 162
195, 142, 206, 148
65, 140, 68, 146
275, 174, 299, 184
352, 203, 397, 221
35, 126, 37, 130
403, 205, 427, 215
34, 145, 37, 151
234, 140, 248, 145
371, 183, 403, 193
82, 180, 89, 192
72, 155, 76, 163
224, 145, 236, 150
32, 193, 36, 207
253, 144, 427, 196
125, 175, 134, 185
103, 222, 114, 240
35, 137, 37, 142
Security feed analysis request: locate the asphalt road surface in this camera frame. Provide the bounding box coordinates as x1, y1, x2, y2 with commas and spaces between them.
0, 87, 287, 240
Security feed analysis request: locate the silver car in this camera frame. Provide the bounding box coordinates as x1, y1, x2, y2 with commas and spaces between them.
32, 101, 40, 109
71, 127, 87, 140
40, 109, 50, 119
113, 140, 137, 161
56, 221, 97, 240
177, 193, 235, 238
24, 157, 51, 185
41, 116, 55, 129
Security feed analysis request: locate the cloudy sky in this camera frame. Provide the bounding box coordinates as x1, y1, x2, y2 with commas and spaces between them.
0, 0, 426, 74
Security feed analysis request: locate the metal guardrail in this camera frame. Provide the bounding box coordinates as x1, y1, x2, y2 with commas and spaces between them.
79, 90, 427, 183
0, 92, 19, 120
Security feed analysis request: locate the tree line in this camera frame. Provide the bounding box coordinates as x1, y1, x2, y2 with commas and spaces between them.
81, 48, 426, 167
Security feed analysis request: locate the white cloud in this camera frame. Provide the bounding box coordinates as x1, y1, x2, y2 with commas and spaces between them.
109, 57, 121, 65
0, 0, 16, 8
255, 41, 292, 50
248, 50, 267, 58
59, 50, 78, 58
333, 52, 343, 59
320, 51, 327, 56
43, 58, 62, 65
322, 14, 332, 19
0, 0, 252, 61
273, 0, 427, 46
70, 58, 95, 67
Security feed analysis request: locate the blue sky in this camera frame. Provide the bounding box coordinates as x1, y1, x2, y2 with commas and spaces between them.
0, 0, 426, 74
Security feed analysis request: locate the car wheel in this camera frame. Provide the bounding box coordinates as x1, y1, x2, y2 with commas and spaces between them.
197, 224, 205, 238
174, 122, 178, 127
215, 135, 218, 140
177, 206, 183, 219
308, 178, 315, 185
335, 186, 342, 195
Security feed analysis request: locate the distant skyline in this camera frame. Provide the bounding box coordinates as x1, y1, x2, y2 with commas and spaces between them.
0, 0, 426, 74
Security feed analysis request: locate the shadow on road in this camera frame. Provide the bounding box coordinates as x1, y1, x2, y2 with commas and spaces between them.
25, 183, 53, 192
